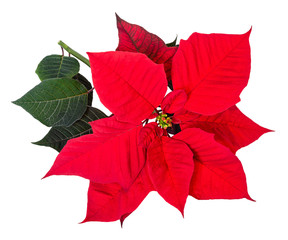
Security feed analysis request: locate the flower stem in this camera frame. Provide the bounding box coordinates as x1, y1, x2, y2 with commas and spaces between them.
58, 40, 90, 67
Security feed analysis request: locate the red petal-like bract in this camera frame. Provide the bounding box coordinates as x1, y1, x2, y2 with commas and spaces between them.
116, 14, 178, 82
174, 128, 253, 200
88, 51, 167, 124
172, 29, 251, 115
138, 122, 164, 148
82, 166, 153, 224
147, 136, 194, 214
176, 105, 271, 153
44, 117, 145, 189
161, 89, 188, 114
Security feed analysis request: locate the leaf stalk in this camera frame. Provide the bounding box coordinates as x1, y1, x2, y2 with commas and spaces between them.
58, 41, 90, 67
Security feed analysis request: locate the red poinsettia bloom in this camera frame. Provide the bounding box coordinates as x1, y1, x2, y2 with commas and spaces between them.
44, 26, 270, 224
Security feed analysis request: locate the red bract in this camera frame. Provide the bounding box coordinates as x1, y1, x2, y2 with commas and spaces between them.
174, 105, 272, 153
44, 116, 146, 189
147, 135, 194, 215
173, 128, 253, 200
172, 29, 252, 115
87, 51, 167, 124
81, 165, 153, 224
44, 20, 270, 225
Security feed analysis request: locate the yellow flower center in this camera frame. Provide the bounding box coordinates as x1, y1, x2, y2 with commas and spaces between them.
156, 113, 172, 129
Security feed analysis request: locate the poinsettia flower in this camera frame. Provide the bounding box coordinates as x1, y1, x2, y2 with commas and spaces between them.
44, 28, 270, 224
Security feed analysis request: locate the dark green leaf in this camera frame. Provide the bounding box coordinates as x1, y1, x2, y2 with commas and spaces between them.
73, 73, 93, 106
33, 107, 107, 152
13, 78, 88, 127
35, 55, 80, 81
166, 36, 178, 47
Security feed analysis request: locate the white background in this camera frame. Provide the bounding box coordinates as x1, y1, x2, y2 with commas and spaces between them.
1, 0, 287, 239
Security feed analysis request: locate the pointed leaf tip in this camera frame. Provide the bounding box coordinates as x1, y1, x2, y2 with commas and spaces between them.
248, 26, 252, 35
14, 78, 88, 127
166, 35, 178, 47
41, 171, 51, 180
79, 218, 88, 224
120, 213, 130, 228
247, 195, 256, 202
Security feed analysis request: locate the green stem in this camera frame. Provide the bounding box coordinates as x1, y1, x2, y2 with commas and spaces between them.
58, 41, 90, 67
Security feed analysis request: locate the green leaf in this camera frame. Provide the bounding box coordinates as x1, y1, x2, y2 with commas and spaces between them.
166, 36, 178, 47
73, 73, 93, 106
33, 107, 107, 152
13, 78, 88, 127
35, 55, 80, 81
